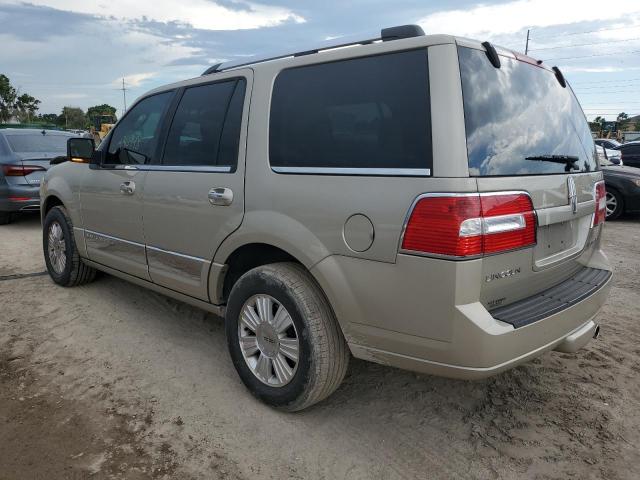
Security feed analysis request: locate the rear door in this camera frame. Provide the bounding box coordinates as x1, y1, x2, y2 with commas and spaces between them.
141, 72, 251, 301
457, 46, 602, 307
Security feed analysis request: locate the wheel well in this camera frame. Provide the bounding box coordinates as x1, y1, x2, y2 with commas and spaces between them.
222, 243, 301, 301
43, 196, 64, 216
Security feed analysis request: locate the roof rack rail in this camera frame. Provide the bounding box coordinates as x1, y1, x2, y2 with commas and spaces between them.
201, 24, 425, 76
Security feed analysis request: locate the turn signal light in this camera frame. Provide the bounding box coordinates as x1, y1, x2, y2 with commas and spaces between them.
401, 193, 537, 258
592, 181, 606, 227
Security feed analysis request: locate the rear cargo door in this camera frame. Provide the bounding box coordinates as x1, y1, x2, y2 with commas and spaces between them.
458, 45, 602, 307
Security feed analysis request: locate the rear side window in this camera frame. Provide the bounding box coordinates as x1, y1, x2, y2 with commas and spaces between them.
459, 47, 597, 176
269, 49, 431, 173
162, 79, 246, 169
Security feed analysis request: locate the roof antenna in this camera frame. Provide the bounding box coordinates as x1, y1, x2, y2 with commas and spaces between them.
481, 41, 501, 68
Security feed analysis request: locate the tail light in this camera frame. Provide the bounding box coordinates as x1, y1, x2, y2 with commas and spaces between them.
2, 164, 46, 176
592, 181, 606, 227
401, 192, 536, 258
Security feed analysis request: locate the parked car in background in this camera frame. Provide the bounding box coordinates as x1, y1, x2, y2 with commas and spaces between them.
40, 26, 612, 410
617, 142, 640, 168
595, 138, 621, 150
600, 157, 640, 220
595, 144, 622, 165
0, 129, 76, 224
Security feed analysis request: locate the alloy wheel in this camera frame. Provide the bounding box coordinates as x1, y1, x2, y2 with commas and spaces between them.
238, 294, 300, 387
605, 191, 617, 218
47, 221, 67, 274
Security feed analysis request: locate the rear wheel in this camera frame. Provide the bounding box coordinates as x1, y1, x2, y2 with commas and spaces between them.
605, 188, 624, 220
225, 262, 349, 411
43, 206, 97, 286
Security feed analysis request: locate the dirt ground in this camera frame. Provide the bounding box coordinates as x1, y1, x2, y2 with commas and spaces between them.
1, 213, 639, 480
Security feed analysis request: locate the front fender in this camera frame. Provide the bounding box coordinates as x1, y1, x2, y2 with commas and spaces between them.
41, 162, 87, 255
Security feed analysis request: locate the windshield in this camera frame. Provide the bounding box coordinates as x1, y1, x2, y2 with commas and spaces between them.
458, 47, 597, 176
5, 134, 70, 154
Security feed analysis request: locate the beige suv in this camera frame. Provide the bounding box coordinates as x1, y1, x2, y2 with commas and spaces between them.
41, 25, 612, 411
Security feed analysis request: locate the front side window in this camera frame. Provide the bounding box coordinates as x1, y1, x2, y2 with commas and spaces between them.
105, 92, 172, 165
458, 47, 597, 176
269, 49, 431, 172
162, 79, 246, 168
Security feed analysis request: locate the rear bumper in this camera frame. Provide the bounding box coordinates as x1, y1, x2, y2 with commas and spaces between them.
0, 182, 41, 212
312, 249, 612, 380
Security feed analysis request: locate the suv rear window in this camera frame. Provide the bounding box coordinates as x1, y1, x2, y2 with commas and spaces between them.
269, 49, 431, 173
459, 47, 597, 176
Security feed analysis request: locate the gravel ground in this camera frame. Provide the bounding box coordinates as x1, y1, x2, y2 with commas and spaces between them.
1, 213, 639, 480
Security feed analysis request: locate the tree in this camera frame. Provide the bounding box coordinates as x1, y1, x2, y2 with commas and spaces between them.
0, 74, 18, 122
1, 74, 42, 123
60, 107, 87, 129
15, 93, 41, 123
87, 104, 117, 123
35, 113, 60, 125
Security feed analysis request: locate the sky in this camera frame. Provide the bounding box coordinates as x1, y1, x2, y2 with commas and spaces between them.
1, 0, 639, 121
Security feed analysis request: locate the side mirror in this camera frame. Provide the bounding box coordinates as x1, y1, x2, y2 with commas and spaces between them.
67, 137, 95, 164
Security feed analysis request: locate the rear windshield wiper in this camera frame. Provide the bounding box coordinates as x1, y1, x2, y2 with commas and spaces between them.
525, 155, 579, 172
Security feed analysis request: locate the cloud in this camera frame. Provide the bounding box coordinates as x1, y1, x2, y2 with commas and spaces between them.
8, 0, 305, 30
51, 93, 89, 99
418, 0, 640, 37
115, 72, 158, 88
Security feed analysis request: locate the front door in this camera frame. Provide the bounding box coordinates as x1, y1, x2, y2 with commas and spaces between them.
80, 91, 174, 279
141, 72, 251, 300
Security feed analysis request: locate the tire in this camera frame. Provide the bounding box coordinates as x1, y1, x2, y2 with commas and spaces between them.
605, 188, 624, 220
43, 206, 96, 287
0, 212, 13, 225
225, 262, 349, 411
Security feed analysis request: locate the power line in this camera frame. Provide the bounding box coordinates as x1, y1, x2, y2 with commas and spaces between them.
573, 84, 639, 90
576, 90, 640, 94
530, 36, 640, 52
545, 49, 640, 61
531, 24, 640, 41
572, 77, 640, 85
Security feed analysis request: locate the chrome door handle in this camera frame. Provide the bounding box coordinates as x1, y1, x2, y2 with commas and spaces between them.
120, 181, 135, 195
208, 187, 233, 206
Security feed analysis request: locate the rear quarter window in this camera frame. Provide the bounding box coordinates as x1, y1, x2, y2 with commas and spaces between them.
269, 49, 432, 174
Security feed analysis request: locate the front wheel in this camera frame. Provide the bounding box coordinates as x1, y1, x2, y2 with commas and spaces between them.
225, 262, 349, 411
605, 188, 624, 220
43, 206, 97, 286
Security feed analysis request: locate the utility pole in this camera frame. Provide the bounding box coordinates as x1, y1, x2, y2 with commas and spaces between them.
120, 78, 128, 113
525, 29, 530, 55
